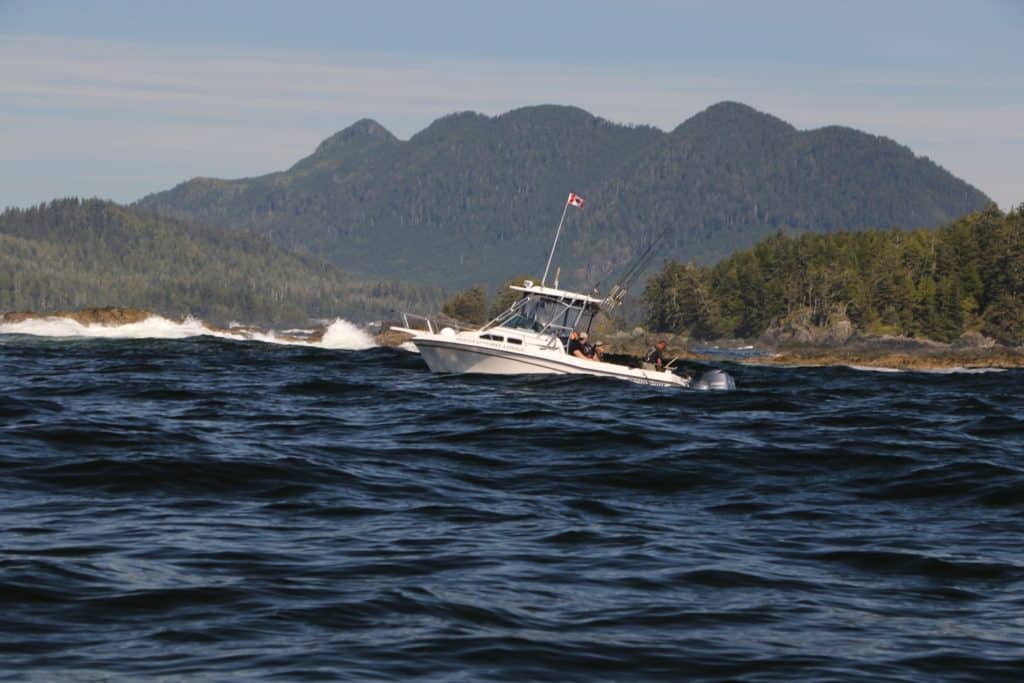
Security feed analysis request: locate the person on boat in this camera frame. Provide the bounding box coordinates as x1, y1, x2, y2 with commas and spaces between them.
645, 340, 668, 369
568, 331, 600, 360
567, 331, 587, 358
580, 332, 603, 361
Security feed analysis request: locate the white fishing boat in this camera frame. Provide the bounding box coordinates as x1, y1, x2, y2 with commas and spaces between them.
393, 193, 734, 390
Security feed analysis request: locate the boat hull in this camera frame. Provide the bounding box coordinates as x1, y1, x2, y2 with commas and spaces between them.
417, 340, 565, 376
413, 337, 690, 388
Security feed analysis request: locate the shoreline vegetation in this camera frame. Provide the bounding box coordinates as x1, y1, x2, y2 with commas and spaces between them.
643, 205, 1024, 350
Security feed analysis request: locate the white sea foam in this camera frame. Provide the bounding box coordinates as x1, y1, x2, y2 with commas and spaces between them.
846, 364, 904, 373
398, 341, 420, 353
913, 366, 1007, 375
0, 315, 377, 350
0, 315, 216, 340
845, 364, 1007, 375
317, 318, 376, 350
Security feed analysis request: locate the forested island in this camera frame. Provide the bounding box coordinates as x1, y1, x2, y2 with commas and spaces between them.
0, 199, 441, 325
644, 204, 1023, 348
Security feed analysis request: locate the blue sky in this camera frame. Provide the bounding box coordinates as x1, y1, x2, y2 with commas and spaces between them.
2, 0, 1021, 209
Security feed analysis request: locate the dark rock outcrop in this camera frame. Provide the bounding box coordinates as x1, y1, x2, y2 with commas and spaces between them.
1, 307, 155, 325
760, 306, 855, 346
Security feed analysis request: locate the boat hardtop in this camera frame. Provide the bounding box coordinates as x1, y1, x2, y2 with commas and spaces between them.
505, 283, 603, 305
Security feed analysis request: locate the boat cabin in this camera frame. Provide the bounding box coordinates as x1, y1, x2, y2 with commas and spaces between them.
483, 281, 603, 346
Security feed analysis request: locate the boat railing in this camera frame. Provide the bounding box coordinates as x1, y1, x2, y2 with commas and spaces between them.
399, 312, 469, 334
399, 312, 437, 334
541, 322, 572, 350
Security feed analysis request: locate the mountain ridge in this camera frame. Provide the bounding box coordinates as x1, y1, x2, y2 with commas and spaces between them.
137, 102, 991, 289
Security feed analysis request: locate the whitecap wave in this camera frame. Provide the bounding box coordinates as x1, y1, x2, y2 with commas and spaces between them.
912, 366, 1007, 375
0, 314, 377, 351
846, 364, 904, 373
845, 364, 1007, 375
0, 315, 217, 340
317, 318, 376, 350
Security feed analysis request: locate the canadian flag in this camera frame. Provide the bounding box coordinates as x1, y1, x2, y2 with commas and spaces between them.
567, 192, 585, 208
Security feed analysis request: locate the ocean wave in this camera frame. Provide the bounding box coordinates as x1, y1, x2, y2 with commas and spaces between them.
3, 340, 1024, 681
846, 364, 1008, 375
845, 364, 904, 373
0, 314, 375, 350
316, 318, 376, 350
913, 366, 1008, 374
0, 314, 213, 340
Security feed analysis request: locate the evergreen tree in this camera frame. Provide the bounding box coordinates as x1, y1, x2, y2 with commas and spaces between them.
442, 286, 488, 325
644, 204, 1023, 345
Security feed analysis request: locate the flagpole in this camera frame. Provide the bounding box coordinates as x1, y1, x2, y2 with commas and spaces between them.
541, 198, 571, 287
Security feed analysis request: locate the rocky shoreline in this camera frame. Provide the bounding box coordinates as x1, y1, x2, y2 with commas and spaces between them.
1, 307, 155, 326
745, 338, 1024, 370
606, 335, 1024, 370
4, 307, 1022, 370
578, 324, 1024, 371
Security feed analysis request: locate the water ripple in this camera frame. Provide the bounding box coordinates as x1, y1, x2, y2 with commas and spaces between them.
1, 337, 1023, 680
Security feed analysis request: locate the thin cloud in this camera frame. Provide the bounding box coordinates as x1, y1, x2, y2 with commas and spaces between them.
0, 35, 1019, 207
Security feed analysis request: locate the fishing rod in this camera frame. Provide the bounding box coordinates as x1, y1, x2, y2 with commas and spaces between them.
590, 233, 657, 292
591, 236, 659, 295
600, 232, 667, 312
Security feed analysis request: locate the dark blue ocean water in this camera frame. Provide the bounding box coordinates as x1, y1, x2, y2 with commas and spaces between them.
2, 334, 1024, 681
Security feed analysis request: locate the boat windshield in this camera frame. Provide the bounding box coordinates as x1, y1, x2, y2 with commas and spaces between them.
502, 311, 544, 332
488, 293, 596, 337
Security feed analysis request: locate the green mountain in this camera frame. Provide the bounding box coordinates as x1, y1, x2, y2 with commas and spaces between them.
137, 102, 990, 290
0, 199, 441, 325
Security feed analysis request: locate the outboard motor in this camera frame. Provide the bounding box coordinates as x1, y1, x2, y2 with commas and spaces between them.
692, 369, 736, 391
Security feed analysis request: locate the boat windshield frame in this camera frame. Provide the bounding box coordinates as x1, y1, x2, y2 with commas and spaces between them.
483, 289, 599, 344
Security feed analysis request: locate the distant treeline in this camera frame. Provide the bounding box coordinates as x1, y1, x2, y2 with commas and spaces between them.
644, 204, 1024, 345
0, 199, 442, 325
